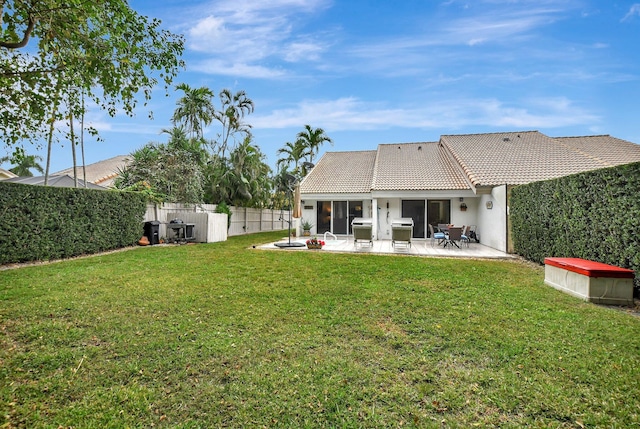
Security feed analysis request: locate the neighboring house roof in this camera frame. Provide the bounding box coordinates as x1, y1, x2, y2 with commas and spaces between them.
301, 131, 640, 195
553, 135, 640, 167
0, 168, 18, 180
440, 131, 640, 187
4, 174, 106, 190
301, 151, 377, 194
53, 155, 130, 188
372, 142, 470, 191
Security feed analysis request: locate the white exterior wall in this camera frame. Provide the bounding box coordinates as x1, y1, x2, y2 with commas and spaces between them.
301, 195, 483, 242
298, 198, 373, 237
450, 197, 479, 228
476, 185, 508, 252
376, 198, 402, 240
300, 201, 317, 235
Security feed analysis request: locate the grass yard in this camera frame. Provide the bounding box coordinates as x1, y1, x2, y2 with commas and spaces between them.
1, 231, 639, 428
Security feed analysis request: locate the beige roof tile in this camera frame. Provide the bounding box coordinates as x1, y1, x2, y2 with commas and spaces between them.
300, 151, 377, 194
301, 131, 640, 195
372, 142, 469, 190
54, 155, 130, 188
554, 135, 640, 167
439, 131, 635, 186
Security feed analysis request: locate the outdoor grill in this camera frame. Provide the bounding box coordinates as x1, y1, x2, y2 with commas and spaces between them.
167, 218, 195, 243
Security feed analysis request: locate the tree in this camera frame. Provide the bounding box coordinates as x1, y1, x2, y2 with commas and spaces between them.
276, 140, 308, 180
271, 166, 296, 210
207, 136, 272, 207
0, 149, 44, 176
296, 125, 332, 164
212, 89, 254, 159
115, 133, 206, 204
171, 83, 215, 141
1, 0, 185, 151
161, 126, 208, 165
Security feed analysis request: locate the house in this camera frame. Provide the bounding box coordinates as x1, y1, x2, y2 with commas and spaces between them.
3, 174, 107, 189
299, 131, 640, 253
53, 155, 130, 188
0, 168, 18, 180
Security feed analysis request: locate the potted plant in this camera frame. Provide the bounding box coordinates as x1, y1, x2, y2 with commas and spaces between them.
460, 202, 467, 211
301, 219, 313, 236
306, 236, 325, 249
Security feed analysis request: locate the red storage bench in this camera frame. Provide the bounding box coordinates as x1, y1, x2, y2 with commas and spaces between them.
544, 257, 635, 306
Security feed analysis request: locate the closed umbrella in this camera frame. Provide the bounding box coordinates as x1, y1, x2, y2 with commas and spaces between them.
292, 183, 302, 218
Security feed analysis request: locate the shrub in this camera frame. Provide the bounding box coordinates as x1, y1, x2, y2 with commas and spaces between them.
511, 162, 640, 293
215, 201, 232, 229
0, 182, 147, 264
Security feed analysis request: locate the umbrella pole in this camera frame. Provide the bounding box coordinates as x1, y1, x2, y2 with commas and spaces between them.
288, 189, 292, 244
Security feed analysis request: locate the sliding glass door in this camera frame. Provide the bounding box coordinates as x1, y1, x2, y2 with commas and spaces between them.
316, 200, 363, 235
427, 200, 451, 237
401, 200, 426, 238
333, 201, 348, 234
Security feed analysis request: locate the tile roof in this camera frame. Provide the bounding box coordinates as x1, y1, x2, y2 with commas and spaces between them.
372, 142, 469, 190
300, 151, 377, 194
0, 168, 18, 180
53, 155, 130, 188
439, 131, 640, 186
553, 135, 640, 167
4, 174, 106, 189
300, 131, 640, 195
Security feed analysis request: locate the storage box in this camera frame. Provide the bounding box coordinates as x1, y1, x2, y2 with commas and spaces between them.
544, 257, 635, 306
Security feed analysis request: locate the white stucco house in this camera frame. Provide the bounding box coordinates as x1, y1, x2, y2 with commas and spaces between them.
299, 131, 640, 253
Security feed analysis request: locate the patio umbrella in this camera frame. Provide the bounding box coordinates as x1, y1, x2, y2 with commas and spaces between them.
292, 183, 302, 218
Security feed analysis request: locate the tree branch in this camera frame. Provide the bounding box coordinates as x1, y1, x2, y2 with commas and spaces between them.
0, 15, 36, 49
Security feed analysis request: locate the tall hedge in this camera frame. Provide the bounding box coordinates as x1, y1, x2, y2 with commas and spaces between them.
0, 182, 147, 265
511, 162, 640, 290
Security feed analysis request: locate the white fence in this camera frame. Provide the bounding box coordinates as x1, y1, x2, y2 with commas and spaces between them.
143, 203, 290, 243
228, 206, 290, 236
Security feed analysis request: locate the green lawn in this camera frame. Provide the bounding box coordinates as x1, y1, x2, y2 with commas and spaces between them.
1, 231, 639, 428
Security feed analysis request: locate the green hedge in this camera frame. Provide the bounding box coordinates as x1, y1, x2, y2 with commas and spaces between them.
0, 182, 147, 265
511, 162, 640, 291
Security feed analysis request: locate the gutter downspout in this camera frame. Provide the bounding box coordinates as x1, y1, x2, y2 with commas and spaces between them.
505, 183, 510, 254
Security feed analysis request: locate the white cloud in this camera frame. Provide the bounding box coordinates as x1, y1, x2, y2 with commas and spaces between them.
343, 3, 573, 79
622, 4, 640, 21
190, 59, 288, 79
251, 96, 599, 131
284, 40, 327, 62
182, 0, 332, 78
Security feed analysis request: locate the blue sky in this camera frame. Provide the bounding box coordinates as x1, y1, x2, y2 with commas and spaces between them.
4, 0, 640, 174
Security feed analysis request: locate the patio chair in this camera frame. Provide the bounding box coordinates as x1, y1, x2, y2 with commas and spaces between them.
445, 227, 463, 248
392, 227, 412, 248
353, 225, 373, 248
461, 225, 471, 247
391, 218, 413, 249
468, 225, 479, 243
428, 224, 445, 247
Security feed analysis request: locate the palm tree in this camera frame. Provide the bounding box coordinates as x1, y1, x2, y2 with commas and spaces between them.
296, 125, 333, 164
172, 83, 216, 141
161, 126, 209, 167
209, 136, 271, 207
213, 89, 254, 158
0, 153, 45, 177
276, 140, 309, 178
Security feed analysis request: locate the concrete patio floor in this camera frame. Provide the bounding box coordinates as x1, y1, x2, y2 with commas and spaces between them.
258, 236, 514, 259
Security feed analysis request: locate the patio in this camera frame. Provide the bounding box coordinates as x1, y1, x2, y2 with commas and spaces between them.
259, 236, 514, 259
